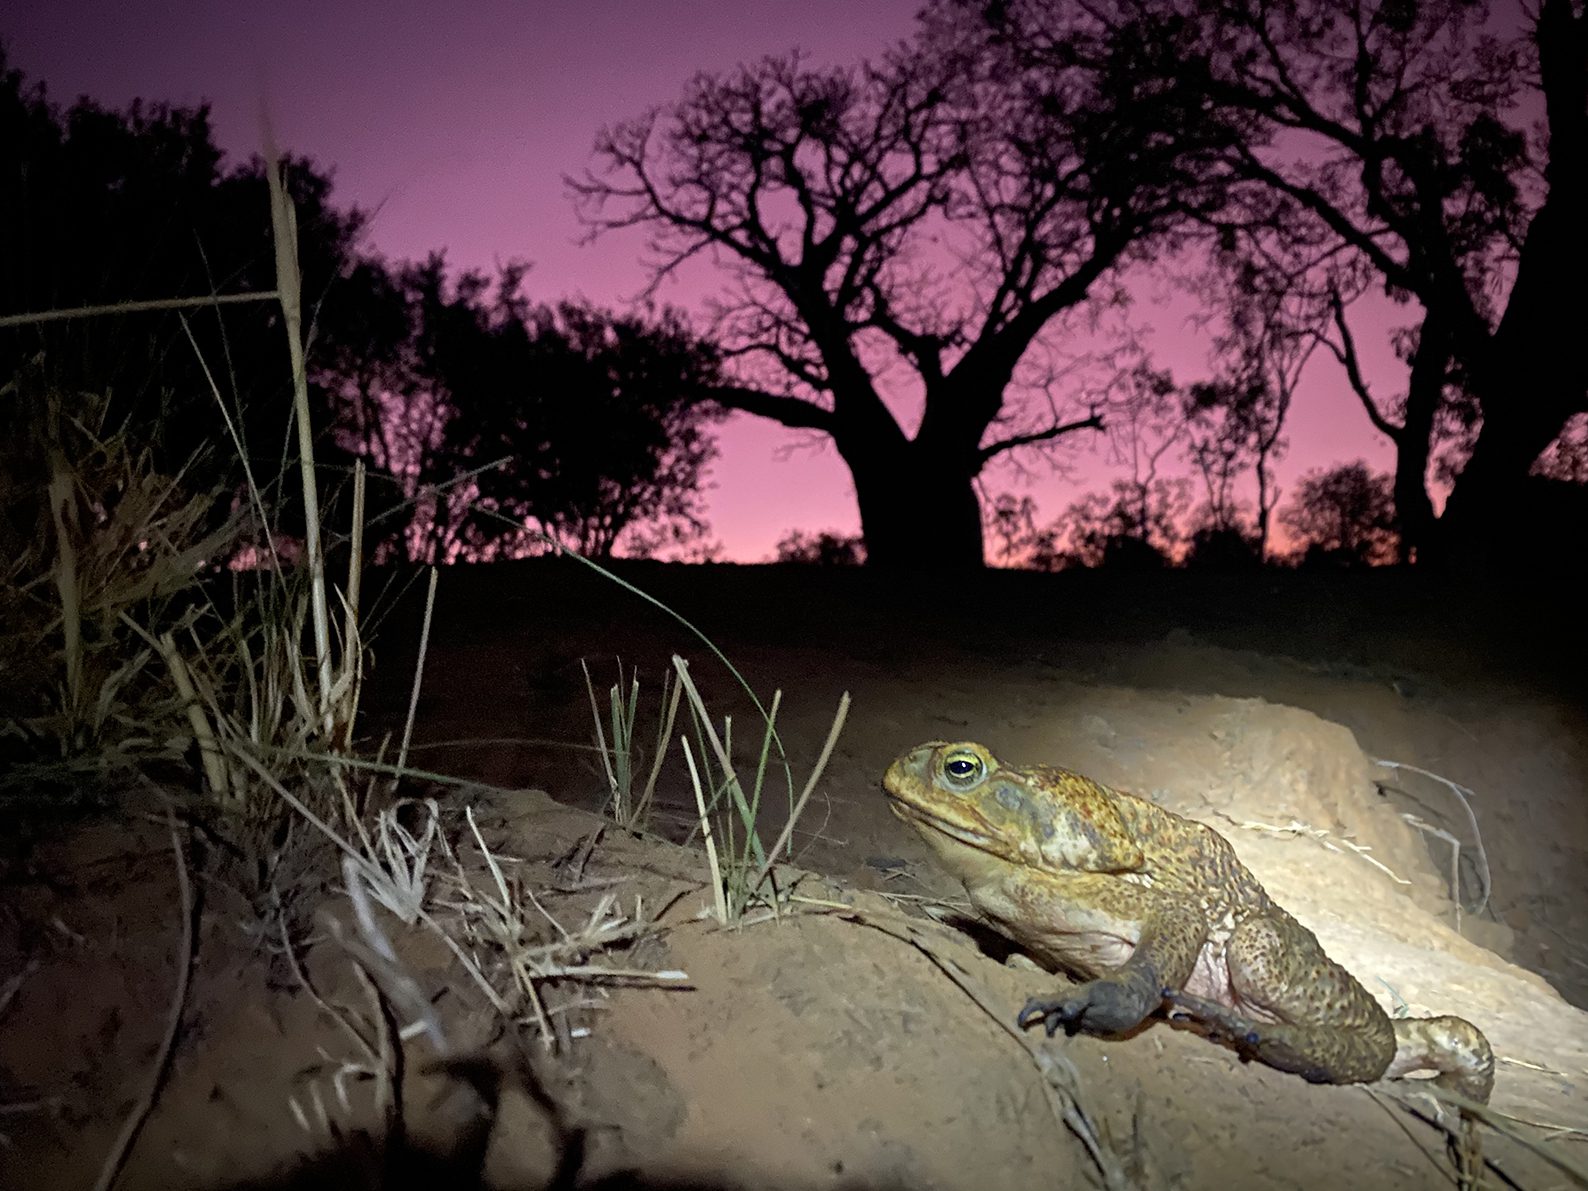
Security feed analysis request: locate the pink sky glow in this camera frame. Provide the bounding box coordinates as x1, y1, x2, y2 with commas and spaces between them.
9, 1, 1402, 561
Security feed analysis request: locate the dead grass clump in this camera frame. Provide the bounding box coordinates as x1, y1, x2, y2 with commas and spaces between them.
0, 159, 398, 933
438, 806, 690, 1046
0, 370, 236, 786
1373, 757, 1492, 932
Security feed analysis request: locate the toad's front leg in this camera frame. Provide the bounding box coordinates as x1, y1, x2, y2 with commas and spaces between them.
975, 870, 1208, 1038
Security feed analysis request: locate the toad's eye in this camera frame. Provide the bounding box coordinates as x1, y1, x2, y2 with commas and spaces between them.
942, 750, 985, 786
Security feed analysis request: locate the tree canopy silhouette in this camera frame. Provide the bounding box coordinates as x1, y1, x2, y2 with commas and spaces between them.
331, 258, 724, 562
1061, 478, 1190, 570
980, 0, 1586, 566
2, 52, 723, 563
1280, 461, 1398, 567
0, 47, 366, 530
572, 21, 1253, 566
774, 529, 866, 566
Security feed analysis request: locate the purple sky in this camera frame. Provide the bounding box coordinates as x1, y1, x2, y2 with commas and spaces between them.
8, 1, 1400, 561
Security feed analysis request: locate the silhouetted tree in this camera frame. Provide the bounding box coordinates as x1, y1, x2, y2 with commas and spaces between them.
334, 258, 724, 562
1182, 379, 1258, 540
1102, 364, 1188, 517
2, 54, 725, 567
1060, 477, 1190, 569
1534, 414, 1588, 485
977, 492, 1077, 570
572, 22, 1251, 566
984, 492, 1040, 568
1315, 285, 1455, 563
322, 256, 454, 559
988, 365, 1191, 570
0, 49, 368, 530
774, 529, 866, 566
1279, 462, 1397, 567
1183, 522, 1265, 571
476, 300, 724, 559
982, 0, 1583, 566
1181, 255, 1313, 559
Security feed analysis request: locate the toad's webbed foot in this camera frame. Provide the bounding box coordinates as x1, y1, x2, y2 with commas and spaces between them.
1019, 972, 1163, 1037
1166, 991, 1333, 1083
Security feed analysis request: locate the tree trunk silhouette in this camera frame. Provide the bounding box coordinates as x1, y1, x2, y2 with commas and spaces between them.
1390, 315, 1447, 563
717, 350, 1102, 567
1433, 0, 1588, 562
1326, 292, 1445, 564
1407, 0, 1588, 563
845, 438, 984, 568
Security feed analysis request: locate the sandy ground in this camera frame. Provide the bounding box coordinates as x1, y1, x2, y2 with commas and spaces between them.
2, 562, 1585, 1190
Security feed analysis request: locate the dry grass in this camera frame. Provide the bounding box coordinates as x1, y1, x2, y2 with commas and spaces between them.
1217, 811, 1411, 886
439, 808, 690, 1044
672, 653, 850, 924
0, 148, 875, 1187
582, 657, 682, 830
0, 380, 238, 781
0, 159, 368, 849
1373, 1082, 1588, 1189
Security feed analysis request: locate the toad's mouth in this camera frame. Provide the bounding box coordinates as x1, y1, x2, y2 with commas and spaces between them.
884, 792, 1000, 855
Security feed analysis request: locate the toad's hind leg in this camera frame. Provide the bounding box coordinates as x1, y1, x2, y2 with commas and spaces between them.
1387, 1015, 1495, 1103
1170, 910, 1395, 1086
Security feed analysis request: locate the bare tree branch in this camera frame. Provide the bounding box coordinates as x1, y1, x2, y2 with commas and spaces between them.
1324, 288, 1401, 441
978, 408, 1105, 465
705, 384, 837, 433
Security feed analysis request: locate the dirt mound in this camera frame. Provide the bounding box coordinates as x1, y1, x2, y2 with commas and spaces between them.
3, 738, 1584, 1190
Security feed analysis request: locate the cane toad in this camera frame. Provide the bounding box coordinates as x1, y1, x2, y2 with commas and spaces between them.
883, 741, 1494, 1102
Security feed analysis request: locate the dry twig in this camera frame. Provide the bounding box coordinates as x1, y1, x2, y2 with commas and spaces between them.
90, 818, 198, 1191
1373, 1081, 1588, 1189
438, 808, 690, 1049
1372, 758, 1492, 920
